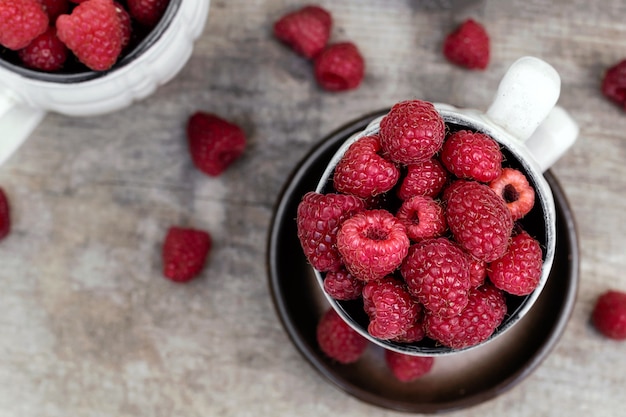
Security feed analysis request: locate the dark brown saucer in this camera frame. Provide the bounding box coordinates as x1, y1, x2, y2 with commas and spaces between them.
267, 110, 579, 413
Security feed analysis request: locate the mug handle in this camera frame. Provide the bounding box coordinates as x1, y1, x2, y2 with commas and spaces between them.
0, 90, 46, 166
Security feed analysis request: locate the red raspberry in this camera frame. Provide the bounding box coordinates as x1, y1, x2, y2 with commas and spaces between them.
296, 192, 365, 272
488, 230, 543, 296
0, 188, 10, 241
443, 19, 490, 70
444, 180, 513, 262
425, 283, 507, 349
56, 0, 124, 71
336, 209, 409, 282
18, 26, 68, 71
115, 1, 132, 49
273, 5, 332, 59
186, 112, 247, 177
162, 226, 211, 283
441, 130, 502, 182
467, 254, 487, 288
379, 100, 446, 165
127, 0, 169, 28
362, 276, 420, 340
397, 158, 448, 200
317, 308, 368, 363
391, 310, 425, 343
602, 59, 626, 110
489, 168, 535, 221
592, 290, 626, 340
323, 267, 364, 301
384, 350, 434, 382
314, 42, 365, 91
0, 0, 48, 50
332, 135, 400, 199
395, 195, 446, 241
401, 238, 470, 318
40, 0, 70, 22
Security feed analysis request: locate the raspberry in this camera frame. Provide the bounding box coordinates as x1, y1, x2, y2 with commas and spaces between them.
316, 308, 368, 364
40, 0, 70, 22
0, 0, 48, 50
323, 267, 364, 301
384, 350, 434, 382
162, 226, 211, 283
296, 192, 365, 272
115, 1, 132, 49
186, 112, 247, 177
362, 276, 420, 340
379, 100, 446, 165
314, 42, 365, 91
425, 283, 507, 349
332, 135, 400, 199
391, 311, 425, 343
489, 168, 535, 221
592, 290, 626, 340
395, 195, 446, 241
56, 0, 124, 71
443, 19, 490, 70
336, 209, 409, 282
444, 180, 514, 262
0, 188, 10, 241
602, 59, 626, 110
467, 254, 487, 288
488, 230, 543, 296
441, 130, 503, 182
401, 238, 471, 318
397, 158, 448, 200
273, 5, 332, 59
18, 26, 68, 71
127, 0, 169, 28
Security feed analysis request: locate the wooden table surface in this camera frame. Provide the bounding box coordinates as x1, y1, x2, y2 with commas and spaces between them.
1, 0, 625, 416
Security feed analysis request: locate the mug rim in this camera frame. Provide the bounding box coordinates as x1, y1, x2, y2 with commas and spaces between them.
0, 0, 182, 84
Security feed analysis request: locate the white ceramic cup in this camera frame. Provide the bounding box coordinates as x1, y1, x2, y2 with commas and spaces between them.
0, 0, 210, 166
315, 56, 579, 356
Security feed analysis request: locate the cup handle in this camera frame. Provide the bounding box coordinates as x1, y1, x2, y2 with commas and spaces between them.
0, 90, 46, 166
486, 56, 561, 142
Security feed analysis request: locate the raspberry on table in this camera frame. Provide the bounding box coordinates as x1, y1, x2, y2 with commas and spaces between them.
444, 180, 514, 262
0, 0, 49, 50
186, 111, 247, 177
162, 226, 211, 283
395, 195, 446, 242
425, 283, 507, 349
379, 100, 446, 165
56, 0, 124, 71
314, 42, 365, 91
602, 59, 626, 110
397, 158, 448, 200
441, 130, 503, 183
384, 350, 434, 382
336, 209, 409, 282
489, 168, 536, 221
316, 308, 368, 364
323, 267, 364, 301
18, 27, 68, 72
127, 0, 169, 28
592, 290, 626, 340
362, 276, 420, 340
0, 187, 11, 241
488, 230, 543, 296
332, 135, 400, 199
273, 5, 332, 59
443, 18, 490, 70
297, 191, 365, 273
401, 237, 471, 318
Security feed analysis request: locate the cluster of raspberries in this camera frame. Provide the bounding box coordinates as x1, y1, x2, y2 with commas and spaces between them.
298, 99, 545, 352
0, 0, 170, 72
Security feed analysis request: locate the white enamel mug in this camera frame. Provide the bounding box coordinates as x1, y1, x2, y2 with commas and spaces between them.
0, 0, 210, 166
315, 56, 579, 356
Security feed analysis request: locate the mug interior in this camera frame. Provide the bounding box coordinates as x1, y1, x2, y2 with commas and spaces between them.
0, 0, 182, 83
314, 109, 555, 356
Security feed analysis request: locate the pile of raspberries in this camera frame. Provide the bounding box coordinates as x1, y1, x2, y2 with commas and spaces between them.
298, 99, 545, 353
